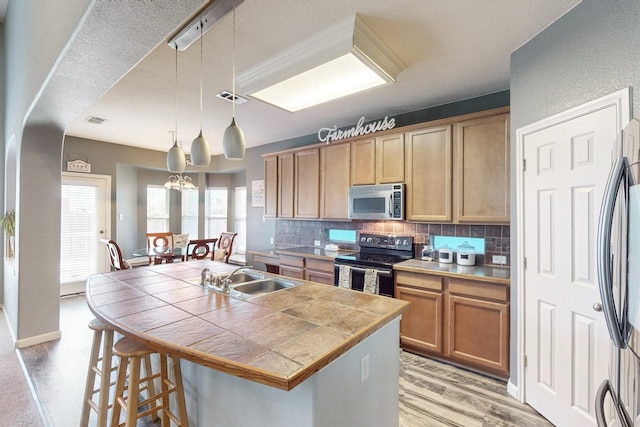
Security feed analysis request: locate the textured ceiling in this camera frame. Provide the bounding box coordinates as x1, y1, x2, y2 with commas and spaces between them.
64, 0, 580, 156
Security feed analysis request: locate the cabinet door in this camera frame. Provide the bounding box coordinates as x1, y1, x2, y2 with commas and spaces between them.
376, 133, 405, 183
395, 285, 444, 354
405, 125, 453, 222
447, 294, 509, 375
350, 138, 376, 185
455, 113, 510, 223
320, 143, 350, 219
278, 153, 294, 218
294, 148, 320, 218
263, 155, 278, 218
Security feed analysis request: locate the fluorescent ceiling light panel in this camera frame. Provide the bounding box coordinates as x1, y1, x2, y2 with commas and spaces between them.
237, 14, 404, 112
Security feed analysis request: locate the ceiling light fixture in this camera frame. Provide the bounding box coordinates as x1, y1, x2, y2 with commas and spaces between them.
189, 23, 211, 167
166, 45, 186, 174
237, 14, 405, 113
222, 0, 246, 160
164, 174, 196, 191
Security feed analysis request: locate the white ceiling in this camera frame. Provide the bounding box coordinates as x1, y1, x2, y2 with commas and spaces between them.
64, 0, 580, 156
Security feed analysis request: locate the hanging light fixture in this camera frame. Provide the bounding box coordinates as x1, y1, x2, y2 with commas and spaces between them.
164, 173, 196, 191
189, 23, 211, 167
222, 0, 246, 160
167, 46, 186, 173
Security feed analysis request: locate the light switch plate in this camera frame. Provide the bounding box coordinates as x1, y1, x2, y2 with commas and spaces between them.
493, 255, 507, 265
314, 240, 321, 247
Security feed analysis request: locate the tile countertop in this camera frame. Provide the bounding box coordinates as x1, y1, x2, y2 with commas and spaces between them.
273, 246, 355, 260
394, 259, 510, 286
85, 260, 408, 391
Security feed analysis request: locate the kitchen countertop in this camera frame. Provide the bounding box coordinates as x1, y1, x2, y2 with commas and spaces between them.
85, 260, 408, 391
394, 259, 510, 285
274, 246, 354, 260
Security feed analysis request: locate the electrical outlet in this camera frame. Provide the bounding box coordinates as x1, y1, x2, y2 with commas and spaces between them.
493, 255, 507, 265
314, 240, 321, 247
360, 354, 370, 383
270, 237, 274, 245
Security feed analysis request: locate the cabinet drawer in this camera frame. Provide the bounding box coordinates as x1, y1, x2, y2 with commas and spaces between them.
305, 270, 334, 285
306, 258, 334, 273
279, 255, 304, 268
279, 266, 304, 280
252, 254, 280, 267
395, 271, 443, 291
449, 278, 508, 302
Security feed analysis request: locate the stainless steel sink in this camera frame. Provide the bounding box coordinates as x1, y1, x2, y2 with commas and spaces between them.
213, 271, 265, 284
232, 278, 295, 297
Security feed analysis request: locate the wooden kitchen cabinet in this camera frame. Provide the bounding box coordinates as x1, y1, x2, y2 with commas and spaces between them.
305, 257, 335, 285
395, 271, 444, 354
454, 113, 510, 223
263, 155, 278, 218
278, 152, 294, 218
279, 254, 305, 280
350, 138, 376, 185
294, 148, 320, 219
405, 125, 453, 222
395, 270, 509, 377
376, 133, 405, 183
320, 143, 350, 219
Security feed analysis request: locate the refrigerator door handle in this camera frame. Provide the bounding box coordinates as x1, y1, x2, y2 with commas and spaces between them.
597, 156, 627, 348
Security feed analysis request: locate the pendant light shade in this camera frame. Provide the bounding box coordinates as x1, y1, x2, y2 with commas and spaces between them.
223, 118, 246, 160
167, 137, 186, 173
223, 0, 246, 160
190, 130, 211, 166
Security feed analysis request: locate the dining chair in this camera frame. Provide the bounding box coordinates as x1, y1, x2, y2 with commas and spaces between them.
146, 232, 174, 265
216, 232, 238, 263
183, 238, 218, 261
100, 238, 133, 271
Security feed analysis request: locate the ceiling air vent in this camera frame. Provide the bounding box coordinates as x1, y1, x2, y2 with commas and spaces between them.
84, 116, 107, 125
216, 90, 248, 105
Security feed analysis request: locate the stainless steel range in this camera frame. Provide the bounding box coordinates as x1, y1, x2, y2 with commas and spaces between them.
333, 233, 414, 297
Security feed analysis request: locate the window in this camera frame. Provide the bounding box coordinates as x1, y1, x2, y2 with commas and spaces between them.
234, 187, 247, 254
147, 186, 170, 232
181, 188, 198, 239
205, 187, 228, 238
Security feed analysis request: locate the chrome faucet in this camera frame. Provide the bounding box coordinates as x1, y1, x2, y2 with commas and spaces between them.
218, 266, 253, 293
201, 268, 211, 287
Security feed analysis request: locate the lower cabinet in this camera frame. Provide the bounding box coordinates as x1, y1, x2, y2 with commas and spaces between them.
395, 270, 509, 377
279, 255, 305, 280
278, 253, 335, 285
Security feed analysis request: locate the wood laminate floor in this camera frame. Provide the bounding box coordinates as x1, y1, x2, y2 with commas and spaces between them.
17, 294, 553, 427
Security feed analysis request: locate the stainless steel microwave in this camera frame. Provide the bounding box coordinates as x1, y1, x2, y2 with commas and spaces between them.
348, 183, 404, 220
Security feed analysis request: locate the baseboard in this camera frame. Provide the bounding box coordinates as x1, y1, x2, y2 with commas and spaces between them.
507, 379, 521, 402
15, 330, 61, 349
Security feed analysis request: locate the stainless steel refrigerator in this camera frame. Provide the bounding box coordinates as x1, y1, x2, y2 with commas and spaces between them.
596, 118, 640, 427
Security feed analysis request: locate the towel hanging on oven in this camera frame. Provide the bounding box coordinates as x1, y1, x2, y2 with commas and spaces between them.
363, 268, 379, 294
338, 265, 352, 288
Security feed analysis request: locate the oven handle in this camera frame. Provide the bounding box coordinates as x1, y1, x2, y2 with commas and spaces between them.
347, 266, 393, 277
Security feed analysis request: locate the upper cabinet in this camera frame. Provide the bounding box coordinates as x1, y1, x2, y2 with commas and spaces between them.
278, 152, 295, 218
454, 113, 510, 223
294, 148, 320, 219
405, 126, 453, 222
350, 138, 376, 185
376, 133, 405, 183
263, 155, 278, 218
321, 143, 351, 219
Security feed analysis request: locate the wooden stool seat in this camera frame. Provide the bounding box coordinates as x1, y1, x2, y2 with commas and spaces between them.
110, 337, 189, 427
80, 318, 117, 427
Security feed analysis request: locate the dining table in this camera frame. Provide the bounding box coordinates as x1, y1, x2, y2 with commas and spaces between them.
132, 247, 187, 263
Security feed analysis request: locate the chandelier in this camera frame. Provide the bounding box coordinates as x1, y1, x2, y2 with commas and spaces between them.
164, 174, 196, 191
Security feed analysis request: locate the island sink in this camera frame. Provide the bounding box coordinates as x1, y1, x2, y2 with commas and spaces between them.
232, 278, 295, 296
205, 268, 301, 299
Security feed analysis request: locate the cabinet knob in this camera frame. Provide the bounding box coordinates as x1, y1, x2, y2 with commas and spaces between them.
592, 303, 603, 312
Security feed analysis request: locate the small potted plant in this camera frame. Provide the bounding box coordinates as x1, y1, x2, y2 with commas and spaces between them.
1, 210, 15, 257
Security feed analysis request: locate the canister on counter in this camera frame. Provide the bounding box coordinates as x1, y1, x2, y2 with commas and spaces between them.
456, 242, 476, 266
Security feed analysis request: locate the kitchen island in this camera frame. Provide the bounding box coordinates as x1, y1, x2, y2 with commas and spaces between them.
86, 260, 409, 426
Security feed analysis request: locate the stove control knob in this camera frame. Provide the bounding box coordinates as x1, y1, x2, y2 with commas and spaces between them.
367, 237, 372, 243
403, 239, 409, 246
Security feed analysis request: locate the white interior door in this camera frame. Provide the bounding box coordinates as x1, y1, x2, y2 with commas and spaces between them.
520, 91, 628, 426
60, 172, 111, 296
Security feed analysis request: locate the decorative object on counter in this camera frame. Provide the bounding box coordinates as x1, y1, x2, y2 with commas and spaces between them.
324, 243, 339, 251
189, 22, 211, 167
456, 241, 476, 266
164, 173, 195, 191
222, 0, 247, 160
438, 245, 453, 264
237, 14, 405, 112
421, 244, 435, 261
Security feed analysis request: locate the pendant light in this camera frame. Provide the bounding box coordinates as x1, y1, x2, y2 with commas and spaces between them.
190, 23, 211, 167
223, 0, 246, 160
167, 45, 186, 173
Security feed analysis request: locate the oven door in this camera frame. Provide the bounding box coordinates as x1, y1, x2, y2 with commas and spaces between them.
333, 264, 394, 297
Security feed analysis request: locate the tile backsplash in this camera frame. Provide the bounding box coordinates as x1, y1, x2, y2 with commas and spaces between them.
275, 220, 510, 266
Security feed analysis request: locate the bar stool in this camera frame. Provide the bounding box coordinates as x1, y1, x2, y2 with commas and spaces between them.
80, 318, 117, 427
110, 336, 189, 427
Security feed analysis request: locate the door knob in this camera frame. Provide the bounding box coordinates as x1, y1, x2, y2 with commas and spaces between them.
592, 303, 603, 312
